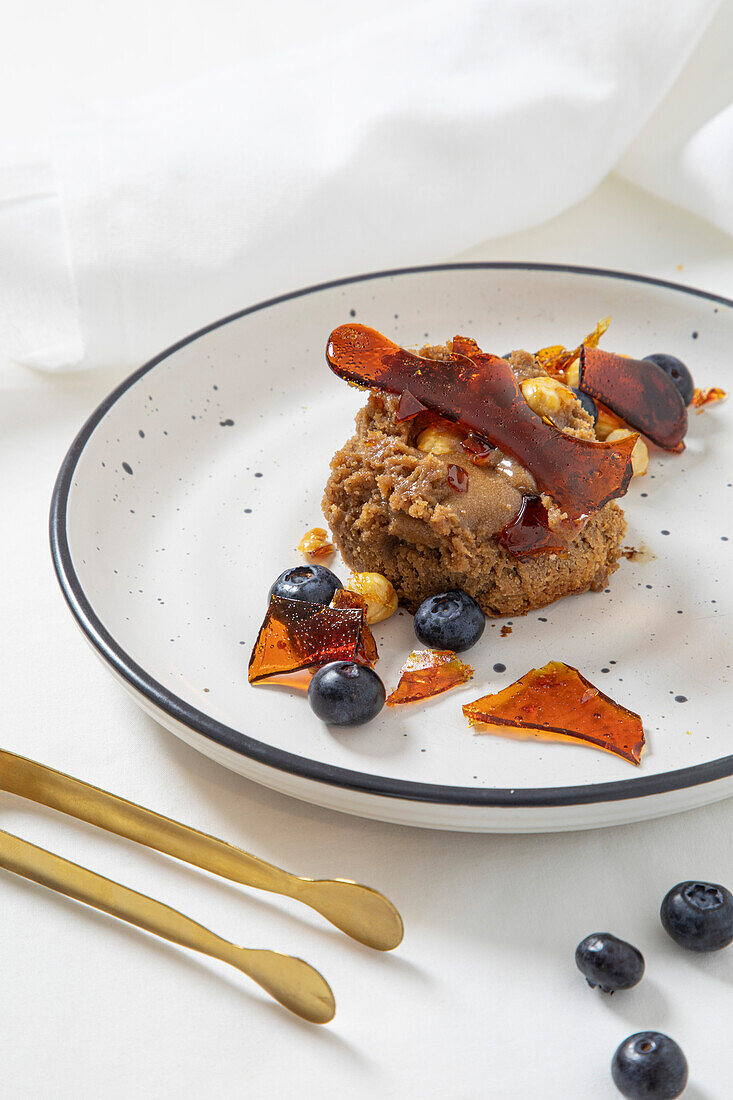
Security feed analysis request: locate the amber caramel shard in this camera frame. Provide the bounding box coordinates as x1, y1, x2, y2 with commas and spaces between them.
496, 496, 574, 557
583, 316, 612, 349
460, 433, 494, 464
691, 386, 727, 412
463, 661, 645, 764
396, 390, 428, 421
536, 317, 611, 377
579, 345, 687, 451
331, 588, 379, 664
447, 464, 469, 492
249, 596, 368, 683
386, 650, 474, 706
331, 587, 367, 613
535, 343, 570, 376
298, 527, 335, 560
451, 334, 482, 357
326, 324, 635, 522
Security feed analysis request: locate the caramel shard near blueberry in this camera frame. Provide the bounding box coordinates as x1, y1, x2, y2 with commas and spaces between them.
386, 650, 474, 706
691, 386, 727, 412
331, 588, 379, 664
248, 595, 374, 683
579, 345, 687, 451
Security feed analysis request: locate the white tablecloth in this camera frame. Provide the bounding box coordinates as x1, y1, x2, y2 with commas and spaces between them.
3, 176, 733, 1099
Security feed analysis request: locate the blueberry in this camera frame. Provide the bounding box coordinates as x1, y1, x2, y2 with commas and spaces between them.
269, 565, 342, 605
308, 662, 385, 725
643, 354, 695, 406
575, 932, 644, 993
571, 386, 598, 424
611, 1032, 688, 1099
660, 880, 733, 952
413, 590, 485, 652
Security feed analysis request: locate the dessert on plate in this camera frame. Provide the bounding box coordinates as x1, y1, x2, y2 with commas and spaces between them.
322, 327, 649, 617
250, 318, 720, 750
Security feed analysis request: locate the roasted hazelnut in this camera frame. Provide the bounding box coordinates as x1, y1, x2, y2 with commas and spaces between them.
346, 572, 398, 624
520, 376, 576, 419
415, 425, 461, 455
606, 428, 649, 477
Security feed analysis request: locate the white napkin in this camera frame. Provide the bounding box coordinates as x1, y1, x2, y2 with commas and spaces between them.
1, 0, 724, 373
618, 0, 733, 237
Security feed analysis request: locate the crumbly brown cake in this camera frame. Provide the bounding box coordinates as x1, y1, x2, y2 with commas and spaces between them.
322, 344, 627, 617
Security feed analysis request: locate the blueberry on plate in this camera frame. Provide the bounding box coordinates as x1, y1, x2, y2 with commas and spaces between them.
413, 590, 485, 652
308, 662, 385, 725
575, 932, 644, 993
611, 1032, 688, 1099
269, 564, 342, 605
660, 880, 733, 952
643, 354, 695, 406
571, 386, 598, 424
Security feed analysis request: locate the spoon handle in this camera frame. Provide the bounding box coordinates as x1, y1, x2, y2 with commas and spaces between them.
0, 827, 335, 1023
0, 750, 402, 950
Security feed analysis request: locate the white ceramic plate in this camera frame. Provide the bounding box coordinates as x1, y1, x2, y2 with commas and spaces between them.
51, 264, 732, 832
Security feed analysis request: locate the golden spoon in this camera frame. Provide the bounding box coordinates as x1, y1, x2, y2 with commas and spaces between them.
0, 827, 335, 1023
0, 749, 403, 951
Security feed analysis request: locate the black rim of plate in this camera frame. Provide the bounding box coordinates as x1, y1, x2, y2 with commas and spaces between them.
50, 262, 733, 809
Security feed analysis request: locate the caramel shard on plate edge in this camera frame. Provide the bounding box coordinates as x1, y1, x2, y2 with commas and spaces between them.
463, 661, 645, 764
386, 650, 474, 706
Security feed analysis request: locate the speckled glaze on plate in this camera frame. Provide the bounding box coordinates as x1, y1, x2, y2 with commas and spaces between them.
50, 264, 732, 832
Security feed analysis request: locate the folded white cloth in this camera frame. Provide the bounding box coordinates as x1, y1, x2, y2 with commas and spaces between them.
1, 0, 725, 372
618, 0, 733, 236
